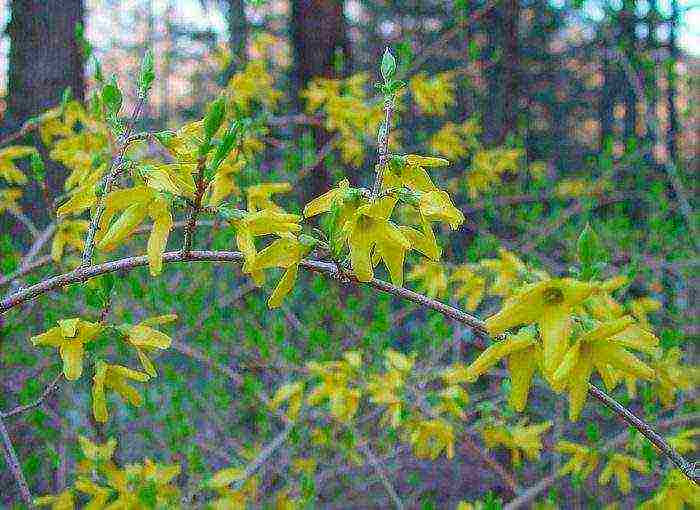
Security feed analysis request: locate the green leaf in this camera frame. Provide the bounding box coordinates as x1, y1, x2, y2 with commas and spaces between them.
380, 47, 397, 83
577, 223, 607, 279
101, 75, 123, 117
138, 49, 155, 96
204, 97, 227, 141
30, 153, 45, 182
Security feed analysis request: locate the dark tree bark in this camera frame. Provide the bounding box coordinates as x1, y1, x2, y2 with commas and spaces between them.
502, 0, 520, 141
666, 0, 679, 162
225, 0, 248, 79
620, 0, 638, 143
599, 39, 614, 150
290, 0, 350, 199
483, 4, 520, 145
5, 0, 85, 128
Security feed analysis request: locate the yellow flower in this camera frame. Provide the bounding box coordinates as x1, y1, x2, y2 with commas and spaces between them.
55, 166, 104, 217
406, 261, 448, 298
0, 145, 35, 184
409, 419, 455, 460
95, 186, 173, 276
485, 278, 596, 379
551, 316, 655, 421
481, 420, 552, 466
598, 453, 649, 495
418, 189, 464, 229
120, 314, 176, 376
480, 248, 528, 297
0, 187, 22, 213
205, 153, 244, 207
228, 208, 302, 285
344, 196, 410, 285
51, 220, 89, 262
269, 381, 305, 421
306, 358, 361, 423
91, 361, 150, 422
450, 265, 486, 310
31, 319, 103, 380
34, 489, 74, 510
249, 236, 315, 308
465, 328, 540, 412
246, 182, 291, 212
629, 297, 661, 330
652, 347, 699, 408
555, 441, 599, 480
383, 154, 449, 193
409, 71, 456, 116
143, 163, 197, 199
78, 435, 117, 462
73, 478, 111, 509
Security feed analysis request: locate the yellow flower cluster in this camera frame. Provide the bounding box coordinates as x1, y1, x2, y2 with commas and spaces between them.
302, 73, 384, 166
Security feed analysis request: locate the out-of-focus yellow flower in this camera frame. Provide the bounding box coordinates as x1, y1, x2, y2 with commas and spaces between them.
598, 453, 649, 495
450, 264, 486, 310
481, 420, 552, 466
409, 419, 455, 460
0, 187, 22, 214
409, 71, 456, 116
51, 220, 89, 262
407, 260, 448, 298
0, 146, 35, 184
555, 441, 599, 480
269, 381, 305, 421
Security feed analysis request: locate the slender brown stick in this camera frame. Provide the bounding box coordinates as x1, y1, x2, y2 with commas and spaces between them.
1, 374, 63, 418
0, 250, 695, 485
0, 414, 33, 506
80, 95, 147, 266
181, 156, 207, 253
371, 95, 395, 198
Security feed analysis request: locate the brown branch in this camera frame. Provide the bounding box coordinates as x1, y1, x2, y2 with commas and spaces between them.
1, 374, 63, 419
80, 96, 147, 266
0, 414, 33, 506
181, 156, 208, 253
0, 250, 695, 485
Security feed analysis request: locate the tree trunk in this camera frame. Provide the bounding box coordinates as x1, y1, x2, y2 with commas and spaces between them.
502, 0, 520, 142
225, 0, 248, 80
290, 0, 350, 200
620, 0, 638, 144
5, 0, 85, 128
666, 0, 679, 163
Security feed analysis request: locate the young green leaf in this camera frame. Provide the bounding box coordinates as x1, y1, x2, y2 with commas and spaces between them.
381, 47, 397, 83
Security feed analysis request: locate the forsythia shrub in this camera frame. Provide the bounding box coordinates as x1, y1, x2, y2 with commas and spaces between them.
0, 45, 697, 510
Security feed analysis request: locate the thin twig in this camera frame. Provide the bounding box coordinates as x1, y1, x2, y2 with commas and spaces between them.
1, 374, 63, 418
0, 414, 33, 506
0, 250, 695, 485
80, 95, 147, 266
233, 419, 295, 490
357, 436, 405, 510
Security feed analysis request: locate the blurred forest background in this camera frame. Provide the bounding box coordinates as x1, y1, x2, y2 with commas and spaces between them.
0, 0, 698, 508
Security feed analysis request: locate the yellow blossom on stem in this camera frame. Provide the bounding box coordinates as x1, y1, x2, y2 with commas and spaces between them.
120, 314, 176, 376
31, 318, 103, 380
92, 361, 150, 423
551, 316, 656, 421
481, 420, 552, 466
485, 278, 596, 379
